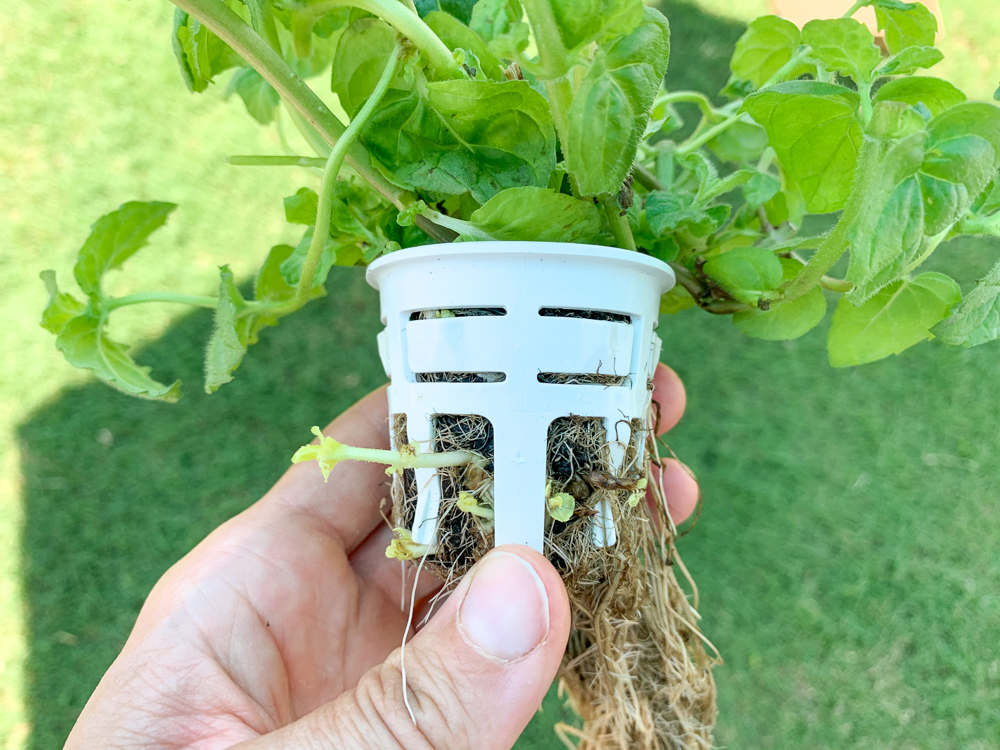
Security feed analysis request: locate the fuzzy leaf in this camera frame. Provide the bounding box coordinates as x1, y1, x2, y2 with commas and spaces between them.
877, 45, 943, 76
284, 187, 319, 225
645, 192, 729, 238
204, 265, 247, 394
415, 0, 478, 24
172, 9, 243, 93
331, 18, 396, 117
828, 272, 960, 367
733, 258, 826, 340
73, 201, 177, 296
548, 0, 645, 55
363, 78, 556, 204
873, 77, 965, 117
703, 247, 783, 305
56, 312, 181, 401
729, 16, 801, 88
566, 8, 670, 196
225, 67, 280, 124
874, 1, 938, 54
40, 270, 86, 335
932, 259, 1000, 347
742, 81, 863, 214
469, 0, 522, 43
424, 11, 505, 82
742, 172, 782, 208
468, 187, 601, 242
802, 18, 881, 84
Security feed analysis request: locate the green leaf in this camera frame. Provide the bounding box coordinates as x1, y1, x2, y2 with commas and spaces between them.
706, 118, 768, 164
73, 201, 177, 297
548, 0, 645, 55
802, 18, 881, 84
729, 16, 801, 88
873, 77, 965, 117
225, 67, 280, 124
877, 45, 943, 76
645, 192, 729, 238
204, 265, 248, 394
874, 1, 937, 54
363, 77, 556, 204
733, 258, 826, 340
932, 258, 1000, 347
468, 187, 601, 242
172, 9, 243, 93
331, 17, 396, 117
566, 7, 670, 196
280, 228, 338, 287
56, 311, 181, 401
284, 187, 319, 225
742, 81, 863, 213
40, 270, 86, 335
416, 0, 478, 24
846, 101, 1000, 303
827, 271, 959, 366
469, 0, 522, 43
742, 172, 782, 208
703, 246, 783, 305
424, 11, 505, 82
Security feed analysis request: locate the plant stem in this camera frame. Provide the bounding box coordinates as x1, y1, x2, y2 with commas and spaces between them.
227, 155, 328, 167
632, 162, 665, 192
518, 0, 572, 79
820, 275, 853, 293
337, 445, 475, 470
281, 0, 461, 78
167, 0, 454, 245
843, 0, 870, 18
270, 46, 403, 317
857, 80, 873, 125
602, 197, 636, 250
104, 292, 218, 311
653, 90, 715, 118
676, 112, 743, 155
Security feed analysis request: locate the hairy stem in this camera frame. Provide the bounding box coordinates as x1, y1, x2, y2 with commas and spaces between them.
820, 275, 853, 293
653, 90, 716, 118
104, 292, 219, 311
603, 197, 637, 251
632, 162, 665, 192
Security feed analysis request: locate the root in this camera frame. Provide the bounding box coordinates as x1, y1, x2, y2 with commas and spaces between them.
389, 405, 719, 748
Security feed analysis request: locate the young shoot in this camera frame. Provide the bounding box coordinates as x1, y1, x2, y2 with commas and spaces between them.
627, 477, 649, 508
291, 426, 474, 481
384, 528, 435, 561
457, 491, 494, 520
547, 492, 576, 523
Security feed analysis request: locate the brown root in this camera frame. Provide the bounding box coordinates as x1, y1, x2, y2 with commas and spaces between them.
389, 405, 718, 748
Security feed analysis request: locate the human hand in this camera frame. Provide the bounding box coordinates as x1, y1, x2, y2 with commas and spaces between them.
66, 363, 697, 750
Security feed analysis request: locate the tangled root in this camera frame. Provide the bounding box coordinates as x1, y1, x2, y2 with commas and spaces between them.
389, 404, 718, 749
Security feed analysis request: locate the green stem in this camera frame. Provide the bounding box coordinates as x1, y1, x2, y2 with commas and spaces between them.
227, 155, 328, 167
281, 0, 461, 78
519, 0, 572, 79
271, 46, 403, 317
337, 445, 475, 470
858, 80, 873, 125
677, 112, 744, 155
653, 90, 716, 118
820, 275, 853, 293
603, 197, 637, 251
104, 292, 218, 311
632, 162, 665, 192
844, 0, 870, 18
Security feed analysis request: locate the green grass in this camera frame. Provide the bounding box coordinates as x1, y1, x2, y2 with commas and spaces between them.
2, 1, 1000, 748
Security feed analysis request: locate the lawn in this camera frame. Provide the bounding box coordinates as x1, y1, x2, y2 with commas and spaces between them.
2, 1, 999, 748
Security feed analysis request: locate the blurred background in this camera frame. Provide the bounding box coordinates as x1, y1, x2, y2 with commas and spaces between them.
2, 0, 999, 747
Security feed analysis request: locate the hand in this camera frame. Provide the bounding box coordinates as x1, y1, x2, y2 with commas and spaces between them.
66, 363, 697, 750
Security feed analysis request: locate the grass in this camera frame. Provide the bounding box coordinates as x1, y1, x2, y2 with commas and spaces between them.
2, 0, 999, 748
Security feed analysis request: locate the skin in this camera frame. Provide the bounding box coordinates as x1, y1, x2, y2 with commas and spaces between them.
66, 363, 698, 750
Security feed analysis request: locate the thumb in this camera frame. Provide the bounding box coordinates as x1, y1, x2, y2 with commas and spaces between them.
235, 545, 571, 750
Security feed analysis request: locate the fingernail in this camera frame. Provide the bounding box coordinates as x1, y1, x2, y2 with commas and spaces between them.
457, 550, 550, 662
